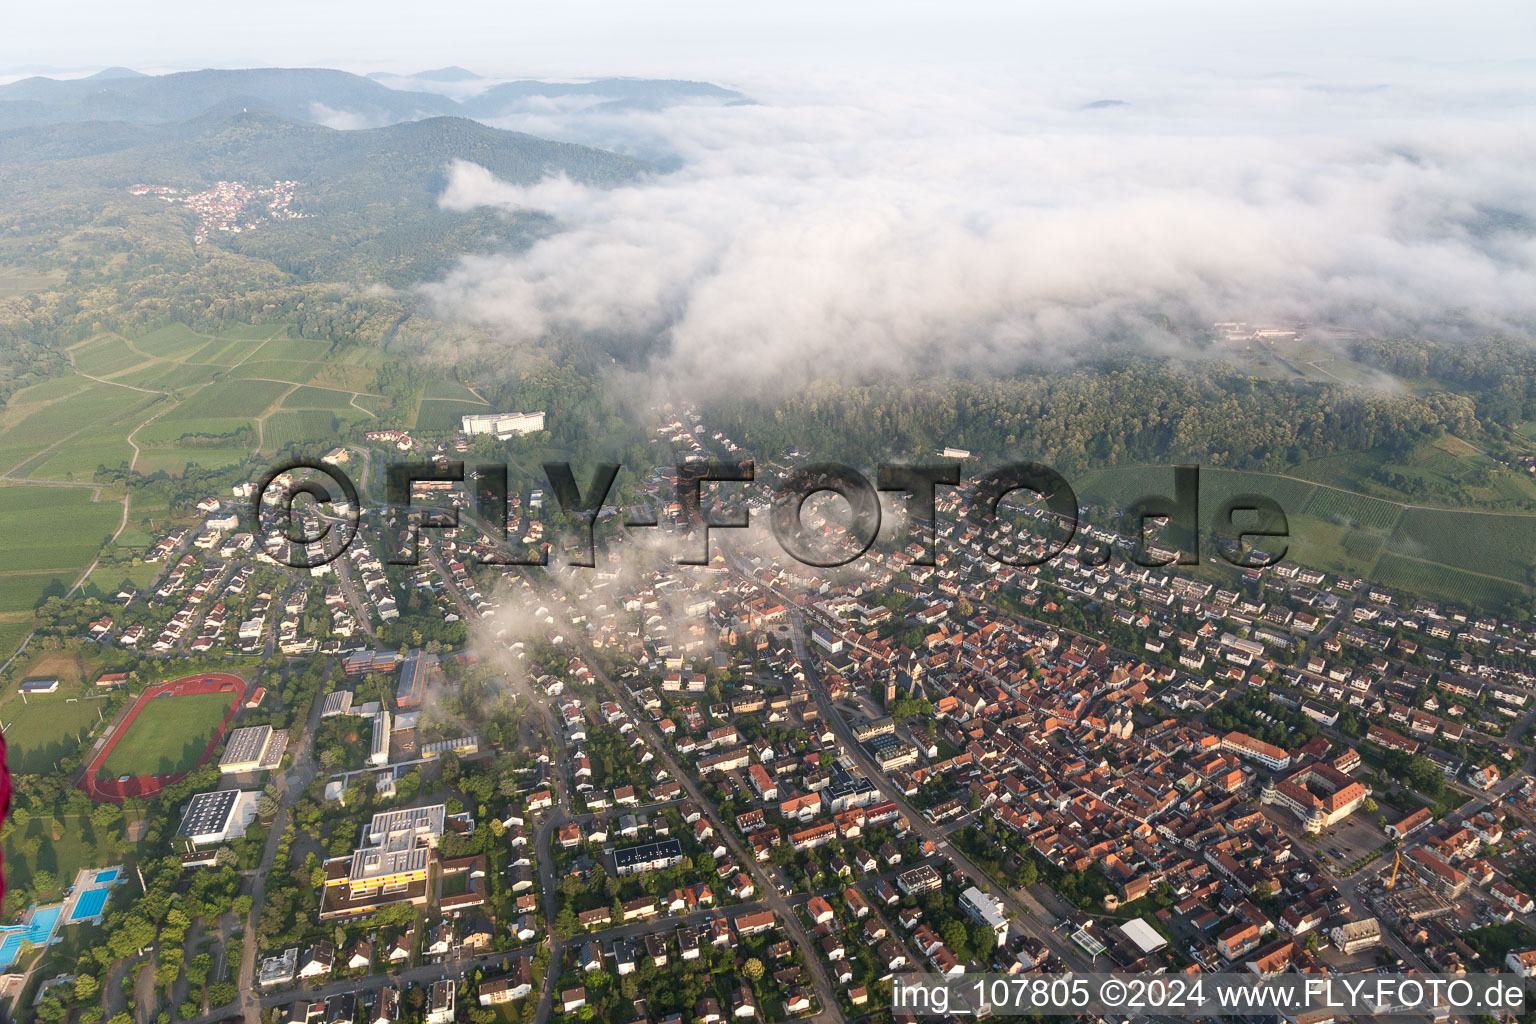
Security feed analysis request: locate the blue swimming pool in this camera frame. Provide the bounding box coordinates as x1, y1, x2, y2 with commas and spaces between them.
70, 887, 110, 922
93, 868, 119, 883
0, 904, 64, 969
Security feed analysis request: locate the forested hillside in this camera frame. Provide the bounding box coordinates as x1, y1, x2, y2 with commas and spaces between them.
713, 369, 1479, 473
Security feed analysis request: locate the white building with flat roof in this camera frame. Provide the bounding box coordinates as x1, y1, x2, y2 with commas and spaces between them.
461, 411, 546, 439
219, 725, 277, 774
369, 709, 391, 766
959, 885, 1008, 944
179, 789, 261, 845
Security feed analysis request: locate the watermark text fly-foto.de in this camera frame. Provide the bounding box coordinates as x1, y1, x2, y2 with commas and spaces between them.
893, 972, 1527, 1017
252, 459, 1290, 572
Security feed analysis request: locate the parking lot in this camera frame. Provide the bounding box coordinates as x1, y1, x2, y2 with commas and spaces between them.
1317, 811, 1392, 868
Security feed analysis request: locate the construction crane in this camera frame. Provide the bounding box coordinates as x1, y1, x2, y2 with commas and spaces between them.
1386, 850, 1402, 890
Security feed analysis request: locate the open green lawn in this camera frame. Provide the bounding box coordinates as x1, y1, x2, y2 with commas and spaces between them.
99, 690, 235, 777
1, 814, 120, 904
113, 493, 175, 549
84, 558, 161, 596
1, 694, 108, 774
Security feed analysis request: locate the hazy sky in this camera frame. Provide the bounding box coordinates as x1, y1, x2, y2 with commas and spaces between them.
7, 1, 1534, 397
4, 1, 1534, 81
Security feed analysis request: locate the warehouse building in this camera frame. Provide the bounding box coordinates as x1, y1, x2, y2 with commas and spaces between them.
178, 789, 261, 845
219, 725, 282, 774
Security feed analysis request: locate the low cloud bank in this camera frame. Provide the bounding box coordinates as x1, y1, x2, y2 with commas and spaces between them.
418, 67, 1536, 397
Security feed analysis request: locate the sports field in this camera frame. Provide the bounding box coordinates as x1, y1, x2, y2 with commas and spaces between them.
2, 695, 106, 774
0, 650, 117, 774
97, 690, 235, 777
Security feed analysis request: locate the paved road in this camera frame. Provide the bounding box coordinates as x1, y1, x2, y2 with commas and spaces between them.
234, 673, 326, 1024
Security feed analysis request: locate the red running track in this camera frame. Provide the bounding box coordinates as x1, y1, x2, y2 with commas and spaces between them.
79, 673, 247, 803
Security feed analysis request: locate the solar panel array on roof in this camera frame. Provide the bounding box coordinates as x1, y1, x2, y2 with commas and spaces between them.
219, 724, 273, 770
179, 789, 239, 839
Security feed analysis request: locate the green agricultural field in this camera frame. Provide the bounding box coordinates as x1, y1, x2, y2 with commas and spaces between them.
227, 359, 324, 385
132, 445, 252, 476
1301, 487, 1402, 530
131, 321, 277, 360
0, 619, 33, 661
1372, 552, 1526, 611
348, 393, 384, 417
134, 418, 254, 446
262, 410, 343, 450
421, 379, 487, 403
1, 694, 107, 774
70, 336, 152, 378
158, 379, 289, 422
0, 573, 74, 615
415, 398, 488, 431
0, 381, 158, 478
1387, 507, 1536, 582
1201, 468, 1318, 520
1076, 465, 1316, 524
97, 690, 235, 777
280, 385, 367, 411
0, 374, 89, 408
188, 336, 257, 365
116, 360, 226, 392
247, 336, 330, 360
132, 323, 227, 360
0, 487, 121, 573
1289, 451, 1383, 492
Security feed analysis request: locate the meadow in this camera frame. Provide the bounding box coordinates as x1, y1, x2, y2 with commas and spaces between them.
0, 650, 120, 773
2, 694, 110, 774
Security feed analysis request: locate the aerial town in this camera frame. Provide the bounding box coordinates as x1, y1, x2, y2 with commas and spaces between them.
6, 409, 1536, 1024
127, 181, 306, 245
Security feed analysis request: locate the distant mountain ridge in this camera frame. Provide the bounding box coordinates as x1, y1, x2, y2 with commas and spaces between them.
0, 66, 749, 133
460, 77, 751, 114
0, 109, 648, 185
0, 109, 650, 285
0, 67, 459, 132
